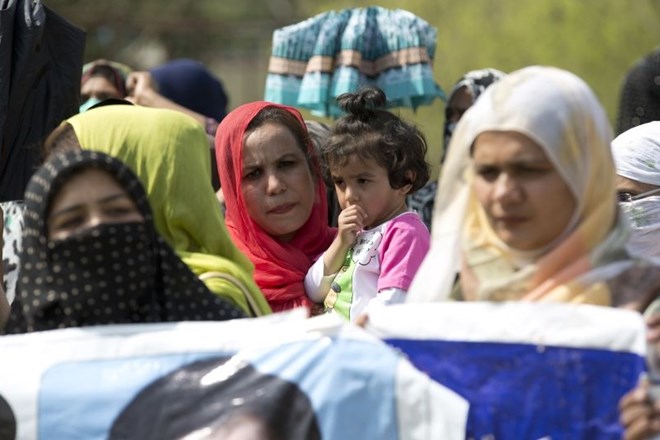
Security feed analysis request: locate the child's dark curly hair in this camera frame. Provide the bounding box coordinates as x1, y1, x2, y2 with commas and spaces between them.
321, 87, 429, 193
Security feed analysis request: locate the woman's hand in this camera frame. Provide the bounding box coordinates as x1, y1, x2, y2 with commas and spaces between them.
646, 313, 660, 374
620, 375, 660, 440
354, 313, 368, 327
647, 314, 660, 344
125, 71, 158, 107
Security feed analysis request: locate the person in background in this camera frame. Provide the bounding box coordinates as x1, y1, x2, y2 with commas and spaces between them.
215, 102, 336, 313
612, 121, 660, 259
150, 58, 228, 125
42, 106, 271, 317
612, 121, 660, 440
616, 48, 660, 135
79, 59, 132, 112
3, 150, 244, 333
408, 68, 506, 230
620, 374, 660, 440
127, 59, 229, 191
304, 87, 430, 322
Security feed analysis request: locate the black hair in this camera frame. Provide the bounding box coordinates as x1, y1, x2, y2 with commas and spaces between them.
41, 122, 81, 162
82, 64, 127, 97
322, 87, 429, 192
109, 356, 322, 440
246, 106, 313, 159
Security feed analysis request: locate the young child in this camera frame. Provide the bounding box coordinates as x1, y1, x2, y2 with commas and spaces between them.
304, 87, 431, 322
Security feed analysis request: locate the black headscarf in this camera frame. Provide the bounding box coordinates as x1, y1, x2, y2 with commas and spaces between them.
616, 48, 660, 135
443, 68, 507, 156
4, 150, 244, 333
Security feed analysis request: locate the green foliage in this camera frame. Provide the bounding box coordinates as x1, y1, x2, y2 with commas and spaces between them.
48, 0, 660, 176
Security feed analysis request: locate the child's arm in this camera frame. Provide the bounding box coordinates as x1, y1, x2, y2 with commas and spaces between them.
322, 204, 366, 276
304, 257, 336, 303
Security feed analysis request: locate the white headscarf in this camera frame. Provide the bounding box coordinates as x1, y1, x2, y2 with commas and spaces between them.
408, 66, 629, 305
612, 121, 660, 186
612, 121, 660, 258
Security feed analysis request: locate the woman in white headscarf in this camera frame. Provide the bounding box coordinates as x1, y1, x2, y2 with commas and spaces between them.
612, 121, 660, 259
408, 66, 660, 308
614, 122, 660, 440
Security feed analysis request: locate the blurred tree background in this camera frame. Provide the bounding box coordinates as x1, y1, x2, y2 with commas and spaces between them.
49, 0, 660, 177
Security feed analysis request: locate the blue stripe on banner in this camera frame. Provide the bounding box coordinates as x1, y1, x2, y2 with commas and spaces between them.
38, 352, 226, 440
385, 338, 645, 439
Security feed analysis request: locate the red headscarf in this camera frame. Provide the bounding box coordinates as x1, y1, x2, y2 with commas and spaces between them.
215, 102, 336, 312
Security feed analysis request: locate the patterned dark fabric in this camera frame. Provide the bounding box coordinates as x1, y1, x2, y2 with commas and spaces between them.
0, 1, 85, 202
406, 181, 437, 230
1, 201, 24, 304
617, 49, 660, 135
264, 7, 445, 118
4, 150, 244, 333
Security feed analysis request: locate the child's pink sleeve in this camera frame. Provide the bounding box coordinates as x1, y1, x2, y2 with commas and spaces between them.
377, 214, 430, 292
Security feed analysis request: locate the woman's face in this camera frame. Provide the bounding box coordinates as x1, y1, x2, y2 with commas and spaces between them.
445, 85, 473, 124
472, 131, 577, 251
241, 122, 315, 242
47, 168, 144, 241
80, 76, 123, 102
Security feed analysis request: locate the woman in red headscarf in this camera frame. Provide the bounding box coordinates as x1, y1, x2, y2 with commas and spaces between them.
216, 102, 336, 312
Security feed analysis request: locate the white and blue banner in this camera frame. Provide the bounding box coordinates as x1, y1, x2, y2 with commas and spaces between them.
0, 310, 468, 440
367, 302, 647, 439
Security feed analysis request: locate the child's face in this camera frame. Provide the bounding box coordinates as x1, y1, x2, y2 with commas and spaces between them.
330, 156, 410, 229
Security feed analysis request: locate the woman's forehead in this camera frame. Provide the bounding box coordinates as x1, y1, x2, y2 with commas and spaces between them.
50, 168, 126, 205
242, 125, 302, 165
472, 131, 547, 161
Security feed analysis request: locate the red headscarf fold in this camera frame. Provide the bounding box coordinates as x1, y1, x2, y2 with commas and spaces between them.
215, 102, 336, 311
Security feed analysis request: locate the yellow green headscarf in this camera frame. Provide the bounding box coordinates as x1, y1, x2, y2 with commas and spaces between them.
67, 105, 271, 316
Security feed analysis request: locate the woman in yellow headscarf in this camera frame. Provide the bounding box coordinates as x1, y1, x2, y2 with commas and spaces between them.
49, 104, 271, 316
408, 66, 660, 307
